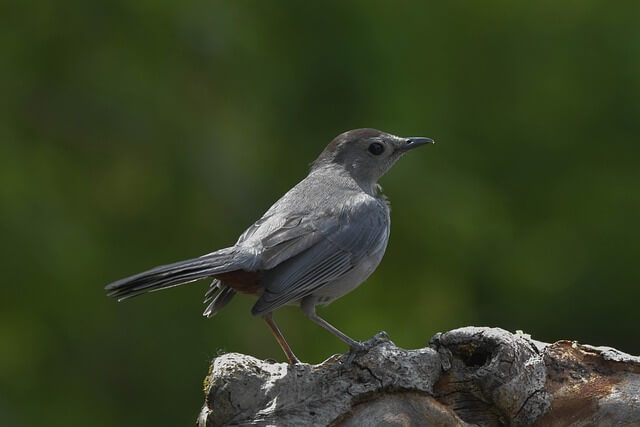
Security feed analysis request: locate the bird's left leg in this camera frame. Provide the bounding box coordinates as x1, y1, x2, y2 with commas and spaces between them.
262, 313, 301, 364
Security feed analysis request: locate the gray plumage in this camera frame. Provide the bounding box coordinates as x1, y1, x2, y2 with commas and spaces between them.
105, 128, 434, 363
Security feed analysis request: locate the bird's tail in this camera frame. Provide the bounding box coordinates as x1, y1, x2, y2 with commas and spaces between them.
105, 247, 239, 301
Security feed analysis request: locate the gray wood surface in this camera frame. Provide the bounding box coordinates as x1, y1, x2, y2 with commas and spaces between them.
197, 327, 640, 426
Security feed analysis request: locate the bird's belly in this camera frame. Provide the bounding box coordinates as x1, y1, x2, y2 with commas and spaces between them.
311, 241, 387, 305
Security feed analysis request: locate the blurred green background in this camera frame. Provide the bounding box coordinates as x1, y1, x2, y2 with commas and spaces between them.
2, 1, 639, 425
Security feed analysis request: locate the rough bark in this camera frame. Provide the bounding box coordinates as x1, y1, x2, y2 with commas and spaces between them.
197, 327, 640, 426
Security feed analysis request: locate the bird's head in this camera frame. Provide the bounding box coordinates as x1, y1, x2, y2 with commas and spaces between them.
312, 128, 434, 189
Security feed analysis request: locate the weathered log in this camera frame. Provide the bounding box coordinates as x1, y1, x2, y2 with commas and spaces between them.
197, 327, 640, 426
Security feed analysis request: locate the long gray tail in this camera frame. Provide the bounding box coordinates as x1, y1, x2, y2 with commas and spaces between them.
105, 248, 238, 301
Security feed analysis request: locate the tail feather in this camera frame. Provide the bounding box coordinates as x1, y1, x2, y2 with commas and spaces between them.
105, 248, 238, 301
203, 279, 223, 303
202, 280, 236, 317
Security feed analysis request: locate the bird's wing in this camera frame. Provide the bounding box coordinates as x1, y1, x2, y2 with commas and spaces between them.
257, 214, 339, 269
251, 198, 388, 315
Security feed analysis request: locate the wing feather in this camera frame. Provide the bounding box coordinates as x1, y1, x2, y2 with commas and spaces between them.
252, 198, 388, 315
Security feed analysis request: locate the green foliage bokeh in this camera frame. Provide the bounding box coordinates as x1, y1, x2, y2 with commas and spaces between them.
2, 1, 639, 425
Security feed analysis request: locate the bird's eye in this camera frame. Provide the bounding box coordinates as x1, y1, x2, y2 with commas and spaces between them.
368, 142, 385, 155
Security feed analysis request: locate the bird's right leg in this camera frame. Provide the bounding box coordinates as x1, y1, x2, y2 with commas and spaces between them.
301, 296, 366, 352
262, 313, 300, 364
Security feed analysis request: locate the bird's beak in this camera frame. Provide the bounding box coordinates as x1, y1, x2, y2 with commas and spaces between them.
398, 137, 435, 152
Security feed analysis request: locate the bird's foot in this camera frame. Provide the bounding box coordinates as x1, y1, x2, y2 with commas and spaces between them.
287, 354, 302, 365
349, 341, 367, 353
372, 330, 390, 341
338, 341, 367, 366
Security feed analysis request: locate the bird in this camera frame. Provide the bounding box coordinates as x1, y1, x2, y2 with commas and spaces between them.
105, 128, 434, 363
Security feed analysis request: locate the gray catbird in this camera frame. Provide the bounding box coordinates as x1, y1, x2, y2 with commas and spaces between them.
105, 128, 434, 363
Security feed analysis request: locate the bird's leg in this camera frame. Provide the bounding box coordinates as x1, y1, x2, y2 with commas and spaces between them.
262, 313, 300, 364
301, 297, 366, 352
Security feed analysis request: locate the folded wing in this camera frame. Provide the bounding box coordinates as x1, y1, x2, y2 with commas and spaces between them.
251, 200, 388, 315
